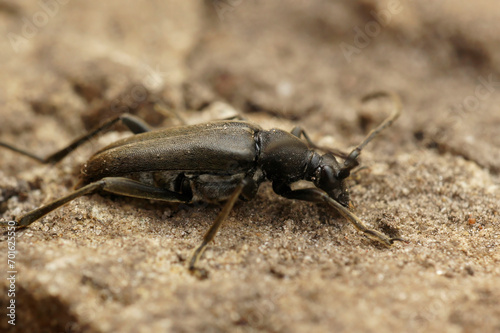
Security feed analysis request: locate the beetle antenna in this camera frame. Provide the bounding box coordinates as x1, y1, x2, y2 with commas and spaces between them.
339, 91, 402, 179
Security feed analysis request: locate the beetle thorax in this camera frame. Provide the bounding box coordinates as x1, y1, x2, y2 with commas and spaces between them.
256, 129, 314, 183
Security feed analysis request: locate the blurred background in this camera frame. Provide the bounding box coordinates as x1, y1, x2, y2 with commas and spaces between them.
0, 1, 499, 332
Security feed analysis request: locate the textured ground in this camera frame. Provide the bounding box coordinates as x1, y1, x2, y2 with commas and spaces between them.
0, 1, 499, 332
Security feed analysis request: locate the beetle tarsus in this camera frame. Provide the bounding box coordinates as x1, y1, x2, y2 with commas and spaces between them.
322, 193, 403, 247
189, 266, 210, 280
389, 237, 407, 244
362, 229, 401, 247
0, 220, 17, 227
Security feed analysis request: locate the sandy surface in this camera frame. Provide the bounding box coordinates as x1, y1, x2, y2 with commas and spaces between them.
0, 1, 499, 332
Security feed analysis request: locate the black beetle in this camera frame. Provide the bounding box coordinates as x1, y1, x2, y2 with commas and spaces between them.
1, 91, 403, 276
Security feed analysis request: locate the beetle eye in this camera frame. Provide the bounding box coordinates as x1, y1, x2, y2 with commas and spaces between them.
313, 165, 350, 206
319, 166, 335, 187
315, 165, 338, 191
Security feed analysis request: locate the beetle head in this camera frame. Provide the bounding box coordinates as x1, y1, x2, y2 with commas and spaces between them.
313, 153, 352, 207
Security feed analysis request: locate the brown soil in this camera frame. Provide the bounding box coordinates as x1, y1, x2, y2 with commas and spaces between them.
1, 1, 499, 332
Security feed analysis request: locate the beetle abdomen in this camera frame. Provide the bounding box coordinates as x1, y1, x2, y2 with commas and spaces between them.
189, 173, 247, 203
80, 121, 261, 184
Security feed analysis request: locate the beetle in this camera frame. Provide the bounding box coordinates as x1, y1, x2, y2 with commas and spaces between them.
1, 91, 404, 277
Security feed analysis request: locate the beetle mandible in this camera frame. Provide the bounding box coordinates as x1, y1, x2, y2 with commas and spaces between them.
0, 91, 404, 277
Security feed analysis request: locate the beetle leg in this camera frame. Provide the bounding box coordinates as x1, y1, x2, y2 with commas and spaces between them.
1, 177, 191, 228
273, 183, 404, 247
291, 126, 349, 160
188, 179, 248, 279
154, 101, 187, 125
0, 113, 151, 164
290, 126, 315, 144
239, 177, 261, 201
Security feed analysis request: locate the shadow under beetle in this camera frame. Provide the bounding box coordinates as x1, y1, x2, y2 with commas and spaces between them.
0, 91, 404, 277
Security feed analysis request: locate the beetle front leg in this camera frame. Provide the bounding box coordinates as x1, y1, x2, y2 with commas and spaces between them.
273, 183, 404, 247
0, 113, 151, 164
1, 177, 191, 228
188, 179, 248, 279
